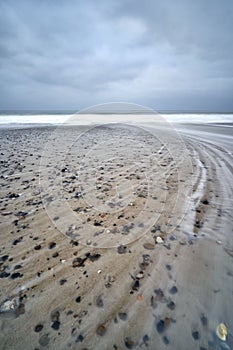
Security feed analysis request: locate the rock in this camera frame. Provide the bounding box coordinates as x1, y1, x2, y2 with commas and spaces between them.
124, 337, 135, 349
76, 296, 81, 303
143, 243, 155, 250
48, 242, 56, 249
136, 271, 144, 279
156, 236, 164, 244
50, 309, 60, 322
202, 199, 209, 205
96, 295, 104, 308
96, 324, 107, 336
167, 301, 176, 310
0, 297, 19, 313
34, 324, 44, 332
216, 323, 227, 341
156, 320, 165, 333
51, 320, 60, 330
192, 331, 200, 340
39, 334, 50, 347
117, 245, 127, 254
169, 286, 178, 294
118, 312, 127, 321
132, 280, 140, 291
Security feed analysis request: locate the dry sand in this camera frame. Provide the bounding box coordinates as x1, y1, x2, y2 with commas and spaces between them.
0, 119, 232, 350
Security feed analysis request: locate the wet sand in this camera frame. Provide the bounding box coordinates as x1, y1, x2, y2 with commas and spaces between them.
0, 121, 232, 350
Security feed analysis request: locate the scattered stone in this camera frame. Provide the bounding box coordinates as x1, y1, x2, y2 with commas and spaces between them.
50, 310, 60, 322
96, 295, 104, 308
48, 242, 56, 249
34, 244, 41, 251
96, 324, 107, 336
0, 255, 9, 262
0, 297, 19, 313
154, 288, 166, 302
119, 312, 127, 321
124, 337, 135, 349
39, 334, 50, 347
169, 286, 178, 294
136, 271, 144, 279
11, 272, 22, 279
143, 243, 155, 250
165, 264, 172, 271
76, 334, 84, 343
76, 296, 81, 303
156, 320, 165, 333
216, 323, 227, 341
59, 279, 67, 285
132, 280, 140, 291
51, 320, 60, 330
142, 334, 149, 346
192, 331, 200, 340
34, 324, 44, 332
167, 301, 176, 310
117, 245, 127, 254
202, 199, 209, 205
156, 236, 164, 244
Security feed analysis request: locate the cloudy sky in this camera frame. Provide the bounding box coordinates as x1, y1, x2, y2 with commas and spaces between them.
0, 0, 233, 111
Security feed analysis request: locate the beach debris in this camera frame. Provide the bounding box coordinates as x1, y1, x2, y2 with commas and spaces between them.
137, 294, 143, 301
155, 236, 164, 244
143, 243, 155, 250
216, 323, 227, 341
154, 288, 166, 303
96, 324, 107, 336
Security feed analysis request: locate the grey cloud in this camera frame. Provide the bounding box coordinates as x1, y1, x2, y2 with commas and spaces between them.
0, 0, 233, 111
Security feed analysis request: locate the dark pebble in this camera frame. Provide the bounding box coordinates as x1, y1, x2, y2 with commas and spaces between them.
34, 324, 44, 333
51, 320, 60, 330
117, 245, 127, 254
0, 255, 9, 262
165, 264, 172, 271
88, 253, 101, 262
156, 320, 165, 333
34, 245, 41, 250
118, 312, 127, 321
125, 337, 135, 349
202, 199, 209, 205
143, 334, 149, 345
11, 272, 22, 279
14, 264, 22, 270
96, 295, 103, 308
76, 296, 81, 303
169, 286, 178, 294
59, 279, 67, 285
52, 252, 59, 258
76, 334, 84, 342
200, 314, 208, 326
192, 331, 200, 340
132, 280, 140, 291
163, 336, 169, 345
0, 271, 10, 278
48, 242, 56, 249
167, 301, 176, 310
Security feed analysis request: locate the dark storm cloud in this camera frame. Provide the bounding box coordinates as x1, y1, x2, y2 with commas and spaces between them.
0, 0, 233, 111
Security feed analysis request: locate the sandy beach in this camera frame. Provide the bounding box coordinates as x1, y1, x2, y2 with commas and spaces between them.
0, 118, 232, 350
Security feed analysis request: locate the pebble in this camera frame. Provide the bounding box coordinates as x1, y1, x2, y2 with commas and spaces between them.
117, 245, 127, 254
50, 310, 60, 322
167, 301, 176, 310
192, 331, 200, 340
156, 320, 165, 333
136, 271, 144, 279
156, 236, 164, 244
51, 320, 60, 330
96, 324, 107, 336
39, 334, 50, 347
169, 286, 178, 294
143, 243, 155, 250
124, 337, 135, 349
34, 324, 44, 332
118, 312, 127, 321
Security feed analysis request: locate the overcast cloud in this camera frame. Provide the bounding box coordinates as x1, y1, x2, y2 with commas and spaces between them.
0, 0, 233, 111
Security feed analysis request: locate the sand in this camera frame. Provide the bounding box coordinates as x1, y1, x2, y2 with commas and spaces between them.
0, 119, 232, 350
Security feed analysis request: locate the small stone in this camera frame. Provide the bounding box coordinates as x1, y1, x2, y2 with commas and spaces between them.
156, 236, 164, 244
167, 301, 176, 310
143, 243, 155, 250
202, 199, 209, 205
216, 323, 227, 341
96, 324, 107, 336
48, 242, 56, 249
59, 279, 67, 285
169, 286, 178, 294
119, 312, 127, 321
136, 271, 144, 279
51, 320, 60, 330
76, 296, 81, 303
156, 320, 165, 333
124, 337, 135, 349
39, 334, 50, 347
192, 331, 200, 340
50, 310, 60, 322
96, 295, 103, 308
11, 272, 22, 279
34, 324, 44, 332
132, 280, 140, 291
117, 245, 127, 254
